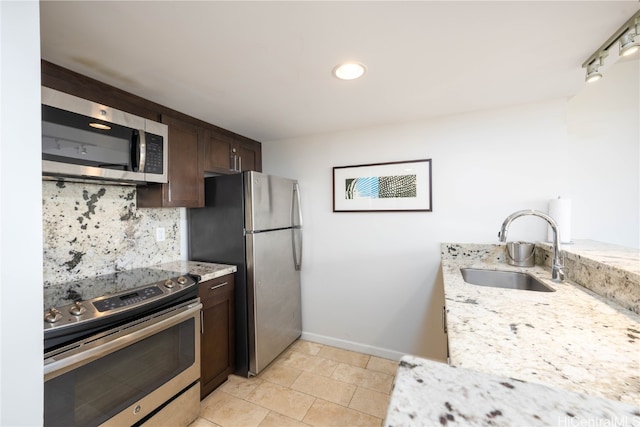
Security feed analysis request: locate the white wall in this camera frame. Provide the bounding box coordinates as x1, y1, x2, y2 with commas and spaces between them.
263, 60, 640, 360
0, 1, 43, 425
567, 58, 640, 248
263, 99, 571, 360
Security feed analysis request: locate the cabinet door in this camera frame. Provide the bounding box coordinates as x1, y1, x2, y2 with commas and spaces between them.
199, 275, 235, 399
203, 129, 262, 174
204, 132, 234, 174
137, 114, 204, 208
237, 139, 261, 172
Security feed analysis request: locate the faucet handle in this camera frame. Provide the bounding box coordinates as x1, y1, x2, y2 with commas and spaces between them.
552, 263, 567, 282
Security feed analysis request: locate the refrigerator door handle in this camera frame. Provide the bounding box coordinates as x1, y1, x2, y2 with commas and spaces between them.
292, 182, 303, 271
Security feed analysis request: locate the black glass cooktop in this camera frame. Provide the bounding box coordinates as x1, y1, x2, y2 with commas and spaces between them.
43, 267, 190, 311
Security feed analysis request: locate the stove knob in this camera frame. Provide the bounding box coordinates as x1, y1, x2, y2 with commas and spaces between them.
177, 276, 188, 285
69, 301, 86, 316
164, 279, 175, 289
44, 308, 62, 324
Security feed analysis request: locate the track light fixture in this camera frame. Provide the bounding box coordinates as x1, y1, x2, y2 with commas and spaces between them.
585, 64, 603, 83
585, 52, 606, 83
582, 9, 640, 83
619, 31, 640, 57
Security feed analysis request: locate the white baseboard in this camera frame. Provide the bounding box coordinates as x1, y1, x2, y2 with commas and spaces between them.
300, 332, 407, 361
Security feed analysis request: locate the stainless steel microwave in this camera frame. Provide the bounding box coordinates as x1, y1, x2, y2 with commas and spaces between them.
41, 87, 168, 184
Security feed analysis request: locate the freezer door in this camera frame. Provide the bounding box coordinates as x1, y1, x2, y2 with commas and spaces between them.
245, 171, 297, 232
246, 228, 302, 375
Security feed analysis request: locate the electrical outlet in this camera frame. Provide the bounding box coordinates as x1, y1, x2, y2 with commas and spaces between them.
156, 227, 165, 242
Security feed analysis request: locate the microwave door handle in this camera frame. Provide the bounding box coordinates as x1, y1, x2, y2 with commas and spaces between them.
138, 130, 147, 172
130, 130, 140, 171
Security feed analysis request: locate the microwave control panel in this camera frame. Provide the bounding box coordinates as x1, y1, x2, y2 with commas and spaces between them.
144, 133, 164, 174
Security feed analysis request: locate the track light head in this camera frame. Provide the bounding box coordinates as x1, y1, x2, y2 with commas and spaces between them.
585, 64, 603, 83
619, 32, 640, 57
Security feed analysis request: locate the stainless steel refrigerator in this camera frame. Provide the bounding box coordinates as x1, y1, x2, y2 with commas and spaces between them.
188, 171, 302, 377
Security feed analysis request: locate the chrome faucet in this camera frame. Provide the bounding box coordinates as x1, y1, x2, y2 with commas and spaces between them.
498, 209, 566, 282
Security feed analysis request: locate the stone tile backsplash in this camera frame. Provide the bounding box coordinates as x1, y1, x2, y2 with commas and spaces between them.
43, 180, 181, 286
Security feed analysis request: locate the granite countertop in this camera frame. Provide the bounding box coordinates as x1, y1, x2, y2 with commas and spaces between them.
441, 242, 640, 405
155, 260, 237, 282
536, 240, 640, 313
385, 241, 640, 426
385, 355, 640, 427
537, 239, 640, 275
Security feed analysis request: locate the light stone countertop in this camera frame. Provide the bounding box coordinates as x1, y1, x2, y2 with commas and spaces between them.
155, 260, 237, 282
385, 355, 640, 427
441, 243, 640, 405
385, 241, 640, 426
537, 240, 640, 313
538, 239, 640, 275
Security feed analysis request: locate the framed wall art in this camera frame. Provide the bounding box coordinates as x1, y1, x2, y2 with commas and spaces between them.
332, 159, 432, 212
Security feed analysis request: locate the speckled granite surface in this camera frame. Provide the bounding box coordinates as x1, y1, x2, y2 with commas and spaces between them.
155, 260, 236, 282
43, 180, 181, 286
441, 242, 640, 405
385, 355, 640, 427
42, 180, 237, 311
547, 240, 639, 274
537, 240, 640, 314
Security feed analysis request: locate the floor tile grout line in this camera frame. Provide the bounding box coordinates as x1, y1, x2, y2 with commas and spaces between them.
238, 377, 320, 423
279, 365, 388, 402
246, 374, 387, 421
258, 357, 396, 398
300, 395, 317, 425
287, 348, 376, 372
301, 395, 385, 425
245, 377, 386, 423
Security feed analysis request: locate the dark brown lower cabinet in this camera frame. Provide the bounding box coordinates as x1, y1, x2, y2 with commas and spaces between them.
199, 274, 235, 399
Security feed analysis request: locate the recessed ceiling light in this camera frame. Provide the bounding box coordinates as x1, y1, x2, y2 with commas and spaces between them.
333, 62, 366, 80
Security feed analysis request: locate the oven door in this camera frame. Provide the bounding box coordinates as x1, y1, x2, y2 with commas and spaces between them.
44, 300, 201, 427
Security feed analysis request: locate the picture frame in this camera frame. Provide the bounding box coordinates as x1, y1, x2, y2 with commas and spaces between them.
332, 159, 432, 212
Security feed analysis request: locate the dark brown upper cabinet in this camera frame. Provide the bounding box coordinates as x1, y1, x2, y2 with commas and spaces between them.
204, 130, 262, 174
137, 114, 205, 208
41, 60, 262, 208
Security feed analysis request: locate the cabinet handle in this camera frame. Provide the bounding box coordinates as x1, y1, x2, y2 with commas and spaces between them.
209, 282, 228, 291
231, 148, 238, 171
238, 156, 242, 171
442, 306, 448, 334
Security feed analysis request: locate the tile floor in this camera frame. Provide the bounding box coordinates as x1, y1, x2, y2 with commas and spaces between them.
189, 340, 399, 427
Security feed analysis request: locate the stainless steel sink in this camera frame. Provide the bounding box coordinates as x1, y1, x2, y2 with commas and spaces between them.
460, 268, 555, 292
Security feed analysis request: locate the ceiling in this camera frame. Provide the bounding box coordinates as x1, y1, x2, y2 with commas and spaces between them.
39, 1, 639, 142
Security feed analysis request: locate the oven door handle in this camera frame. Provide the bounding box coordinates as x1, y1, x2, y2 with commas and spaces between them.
44, 302, 202, 381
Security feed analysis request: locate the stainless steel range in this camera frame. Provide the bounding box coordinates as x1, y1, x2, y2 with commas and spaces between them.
43, 267, 202, 427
